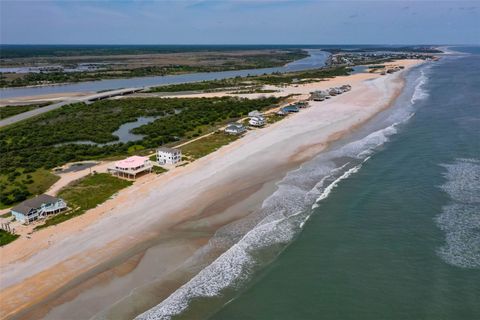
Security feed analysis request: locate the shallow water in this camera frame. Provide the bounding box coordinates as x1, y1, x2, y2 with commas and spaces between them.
134, 48, 480, 319
54, 116, 159, 146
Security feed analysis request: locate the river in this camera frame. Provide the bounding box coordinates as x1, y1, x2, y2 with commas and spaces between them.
0, 50, 330, 99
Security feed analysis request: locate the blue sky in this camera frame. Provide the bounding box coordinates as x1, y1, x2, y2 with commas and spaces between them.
1, 0, 479, 44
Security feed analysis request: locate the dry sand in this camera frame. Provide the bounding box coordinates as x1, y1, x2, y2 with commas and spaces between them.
0, 59, 423, 320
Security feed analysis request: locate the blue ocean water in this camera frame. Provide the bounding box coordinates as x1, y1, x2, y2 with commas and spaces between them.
136, 47, 480, 320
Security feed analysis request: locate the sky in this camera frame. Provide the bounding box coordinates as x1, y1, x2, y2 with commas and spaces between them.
0, 0, 479, 45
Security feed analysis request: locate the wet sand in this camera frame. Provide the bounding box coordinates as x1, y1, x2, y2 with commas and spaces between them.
0, 59, 423, 320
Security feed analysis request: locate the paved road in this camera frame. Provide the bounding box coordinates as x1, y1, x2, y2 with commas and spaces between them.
0, 87, 143, 128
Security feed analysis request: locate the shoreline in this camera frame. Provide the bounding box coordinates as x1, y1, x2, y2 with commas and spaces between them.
0, 59, 424, 320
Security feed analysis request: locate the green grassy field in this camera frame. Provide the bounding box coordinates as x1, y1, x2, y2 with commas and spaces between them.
0, 229, 19, 246
266, 113, 286, 124
180, 132, 240, 160
0, 169, 59, 208
35, 173, 132, 230
152, 166, 168, 174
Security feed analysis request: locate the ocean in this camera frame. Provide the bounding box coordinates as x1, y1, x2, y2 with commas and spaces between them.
136, 47, 480, 320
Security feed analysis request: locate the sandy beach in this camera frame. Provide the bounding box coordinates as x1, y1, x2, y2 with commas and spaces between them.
0, 59, 423, 320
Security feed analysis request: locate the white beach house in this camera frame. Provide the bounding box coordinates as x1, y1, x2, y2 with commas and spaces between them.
11, 194, 67, 224
249, 116, 265, 127
248, 110, 263, 118
225, 123, 246, 135
108, 155, 153, 179
157, 147, 182, 165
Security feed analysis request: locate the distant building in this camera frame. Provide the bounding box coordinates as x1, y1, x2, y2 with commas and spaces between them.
11, 194, 67, 224
328, 88, 339, 96
108, 155, 153, 179
225, 123, 246, 135
310, 91, 328, 101
157, 147, 182, 165
248, 110, 264, 118
282, 105, 299, 113
249, 116, 265, 127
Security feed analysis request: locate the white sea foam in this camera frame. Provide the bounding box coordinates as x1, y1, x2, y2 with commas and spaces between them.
135, 126, 405, 320
410, 67, 430, 104
436, 158, 480, 269
135, 65, 430, 320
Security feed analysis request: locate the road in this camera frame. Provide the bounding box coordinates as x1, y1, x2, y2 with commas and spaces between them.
0, 87, 143, 128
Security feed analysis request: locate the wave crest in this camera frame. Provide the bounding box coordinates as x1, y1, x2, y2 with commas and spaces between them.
410, 67, 430, 104
135, 64, 430, 320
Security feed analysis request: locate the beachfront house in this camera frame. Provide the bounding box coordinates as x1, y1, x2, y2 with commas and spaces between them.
282, 105, 300, 113
157, 147, 182, 165
108, 155, 153, 179
328, 88, 339, 96
249, 116, 265, 127
11, 194, 67, 224
248, 110, 264, 118
310, 91, 328, 101
225, 123, 246, 135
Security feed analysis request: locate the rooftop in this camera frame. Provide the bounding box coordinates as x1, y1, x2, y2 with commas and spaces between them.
12, 194, 60, 215
226, 124, 245, 130
157, 147, 181, 154
227, 122, 245, 128
115, 156, 149, 169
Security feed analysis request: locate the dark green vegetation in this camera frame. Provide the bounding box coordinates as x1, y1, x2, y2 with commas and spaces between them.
147, 79, 244, 93
323, 46, 443, 54
0, 45, 306, 59
35, 173, 132, 230
0, 103, 51, 120
0, 45, 441, 59
148, 66, 352, 93
181, 132, 240, 160
0, 229, 19, 246
0, 96, 279, 188
0, 47, 308, 87
0, 66, 212, 87
251, 66, 351, 85
2, 61, 306, 87
0, 169, 59, 208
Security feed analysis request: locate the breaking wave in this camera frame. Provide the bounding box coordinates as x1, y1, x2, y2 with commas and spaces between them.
436, 158, 480, 269
135, 65, 429, 320
410, 67, 430, 105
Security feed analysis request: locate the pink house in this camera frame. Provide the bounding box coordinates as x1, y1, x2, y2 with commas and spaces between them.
108, 156, 153, 179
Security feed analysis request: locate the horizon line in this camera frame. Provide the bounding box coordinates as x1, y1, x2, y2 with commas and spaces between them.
0, 43, 463, 46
